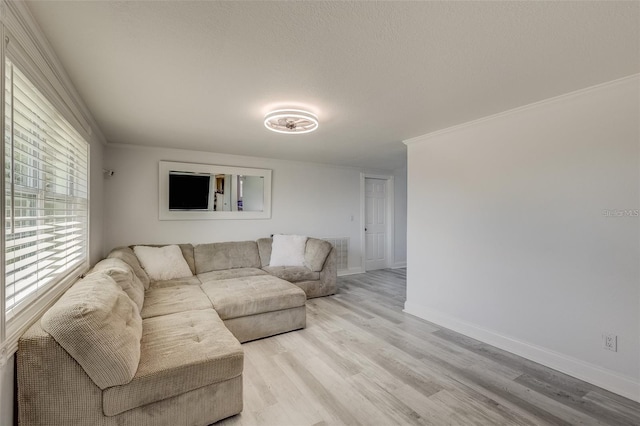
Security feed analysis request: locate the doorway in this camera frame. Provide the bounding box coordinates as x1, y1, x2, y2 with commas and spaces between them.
361, 174, 394, 271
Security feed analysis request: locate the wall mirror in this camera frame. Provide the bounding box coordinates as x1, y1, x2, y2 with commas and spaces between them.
159, 161, 272, 220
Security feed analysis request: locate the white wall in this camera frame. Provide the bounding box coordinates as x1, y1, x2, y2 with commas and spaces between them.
104, 145, 406, 273
405, 76, 640, 401
393, 166, 407, 267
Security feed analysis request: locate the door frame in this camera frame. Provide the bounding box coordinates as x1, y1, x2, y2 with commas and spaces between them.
360, 173, 395, 272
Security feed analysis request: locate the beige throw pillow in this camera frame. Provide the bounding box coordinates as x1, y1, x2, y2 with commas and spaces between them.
41, 273, 142, 389
133, 245, 193, 282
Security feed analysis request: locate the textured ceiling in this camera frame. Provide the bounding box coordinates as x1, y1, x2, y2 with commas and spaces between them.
25, 1, 640, 170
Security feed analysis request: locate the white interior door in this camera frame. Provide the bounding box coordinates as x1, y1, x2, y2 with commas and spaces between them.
365, 178, 388, 271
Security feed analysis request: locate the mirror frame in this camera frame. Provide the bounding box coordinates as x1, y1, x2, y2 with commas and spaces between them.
159, 161, 272, 220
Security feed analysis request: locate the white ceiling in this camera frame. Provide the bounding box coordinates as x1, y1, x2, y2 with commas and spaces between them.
26, 1, 639, 171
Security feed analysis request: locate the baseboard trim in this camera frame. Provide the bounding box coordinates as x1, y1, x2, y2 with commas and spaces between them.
338, 267, 365, 277
404, 302, 640, 403
391, 261, 406, 269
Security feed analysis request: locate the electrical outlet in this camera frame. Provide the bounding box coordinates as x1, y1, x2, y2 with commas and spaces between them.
603, 333, 617, 352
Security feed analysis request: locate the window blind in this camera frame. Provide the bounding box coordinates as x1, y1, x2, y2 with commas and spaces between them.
4, 58, 89, 321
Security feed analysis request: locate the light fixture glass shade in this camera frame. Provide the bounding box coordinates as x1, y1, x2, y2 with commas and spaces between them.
264, 109, 318, 134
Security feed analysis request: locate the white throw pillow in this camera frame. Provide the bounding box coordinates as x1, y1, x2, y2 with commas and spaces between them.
269, 234, 308, 267
133, 245, 193, 281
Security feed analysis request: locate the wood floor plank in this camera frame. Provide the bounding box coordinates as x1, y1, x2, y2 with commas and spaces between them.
273, 352, 364, 425
514, 374, 638, 426
434, 328, 594, 397
214, 268, 640, 425
583, 391, 640, 425
346, 372, 425, 425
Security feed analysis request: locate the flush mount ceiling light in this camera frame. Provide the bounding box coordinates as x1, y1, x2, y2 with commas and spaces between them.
264, 109, 318, 134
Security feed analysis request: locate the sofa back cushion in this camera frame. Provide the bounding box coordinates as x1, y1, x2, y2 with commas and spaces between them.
107, 247, 150, 289
177, 244, 196, 275
256, 237, 273, 267
90, 258, 145, 311
41, 273, 142, 390
194, 241, 261, 274
304, 238, 334, 272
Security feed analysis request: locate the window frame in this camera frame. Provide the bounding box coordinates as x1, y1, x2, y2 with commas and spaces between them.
0, 29, 91, 360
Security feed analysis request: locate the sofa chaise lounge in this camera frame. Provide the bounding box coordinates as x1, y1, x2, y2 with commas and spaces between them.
18, 236, 336, 426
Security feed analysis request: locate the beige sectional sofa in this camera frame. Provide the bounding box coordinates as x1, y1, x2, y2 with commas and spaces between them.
18, 237, 336, 426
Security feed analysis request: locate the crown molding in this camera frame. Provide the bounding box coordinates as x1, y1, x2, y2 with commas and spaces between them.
1, 0, 106, 145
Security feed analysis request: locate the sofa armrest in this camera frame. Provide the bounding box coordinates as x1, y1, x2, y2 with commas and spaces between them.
312, 247, 337, 298
18, 322, 104, 426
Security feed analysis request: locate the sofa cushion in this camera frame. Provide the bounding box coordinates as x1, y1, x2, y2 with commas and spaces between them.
141, 284, 212, 319
89, 258, 145, 311
304, 238, 333, 272
198, 267, 267, 284
177, 243, 196, 275
102, 309, 243, 416
194, 241, 261, 273
256, 237, 273, 267
224, 306, 306, 343
200, 275, 306, 320
149, 275, 202, 289
269, 234, 307, 267
134, 245, 193, 282
40, 273, 142, 390
107, 246, 150, 289
261, 266, 320, 283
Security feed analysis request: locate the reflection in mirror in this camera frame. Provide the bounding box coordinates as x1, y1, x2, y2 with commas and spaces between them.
213, 174, 232, 211
238, 175, 264, 212
159, 161, 272, 220
210, 174, 265, 212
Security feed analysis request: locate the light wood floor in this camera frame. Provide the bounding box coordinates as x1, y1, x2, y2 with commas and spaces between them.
219, 269, 640, 425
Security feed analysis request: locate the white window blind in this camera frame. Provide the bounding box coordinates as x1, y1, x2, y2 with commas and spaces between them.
4, 58, 89, 321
